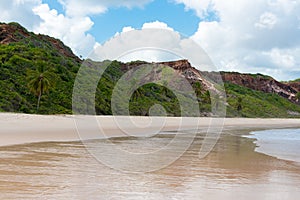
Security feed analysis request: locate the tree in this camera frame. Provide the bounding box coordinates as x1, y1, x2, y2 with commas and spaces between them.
193, 82, 203, 100
237, 96, 243, 112
27, 62, 56, 111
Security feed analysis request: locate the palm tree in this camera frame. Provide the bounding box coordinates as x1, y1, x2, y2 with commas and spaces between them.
27, 62, 56, 111
193, 82, 203, 101
237, 96, 243, 112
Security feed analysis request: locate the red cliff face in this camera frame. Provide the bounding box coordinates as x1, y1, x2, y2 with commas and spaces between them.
287, 82, 300, 93
158, 60, 191, 71
0, 22, 30, 44
158, 60, 204, 82
222, 72, 298, 101
155, 61, 299, 103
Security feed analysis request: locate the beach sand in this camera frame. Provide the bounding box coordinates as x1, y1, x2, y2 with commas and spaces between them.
1, 113, 300, 199
0, 112, 300, 146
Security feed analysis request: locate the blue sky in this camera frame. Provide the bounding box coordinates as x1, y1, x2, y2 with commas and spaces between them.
0, 0, 300, 81
43, 0, 200, 44
89, 1, 200, 44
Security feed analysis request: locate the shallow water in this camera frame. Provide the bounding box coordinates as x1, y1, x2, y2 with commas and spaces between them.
0, 130, 299, 199
247, 128, 300, 163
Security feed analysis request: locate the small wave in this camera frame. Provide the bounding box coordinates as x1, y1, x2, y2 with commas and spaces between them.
245, 128, 300, 163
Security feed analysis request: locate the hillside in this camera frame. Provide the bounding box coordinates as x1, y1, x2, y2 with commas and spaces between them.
1, 22, 300, 117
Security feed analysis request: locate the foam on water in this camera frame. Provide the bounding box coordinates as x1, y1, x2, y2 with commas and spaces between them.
246, 128, 300, 163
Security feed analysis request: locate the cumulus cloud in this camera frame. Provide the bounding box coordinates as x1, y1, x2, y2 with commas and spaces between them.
32, 0, 153, 57
32, 3, 96, 57
142, 21, 174, 31
255, 12, 278, 30
91, 21, 214, 71
0, 0, 154, 58
174, 0, 300, 80
0, 0, 41, 29
173, 0, 212, 19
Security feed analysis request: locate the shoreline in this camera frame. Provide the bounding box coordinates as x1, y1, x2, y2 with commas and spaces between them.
1, 112, 300, 147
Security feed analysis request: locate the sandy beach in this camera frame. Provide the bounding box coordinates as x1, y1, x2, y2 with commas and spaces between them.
0, 112, 300, 147
1, 113, 300, 199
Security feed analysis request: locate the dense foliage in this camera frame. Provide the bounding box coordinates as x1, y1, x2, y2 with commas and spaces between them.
225, 83, 300, 118
1, 22, 300, 117
0, 41, 79, 114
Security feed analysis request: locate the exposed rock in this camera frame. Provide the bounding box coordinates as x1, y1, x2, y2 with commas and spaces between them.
287, 81, 300, 93
221, 72, 298, 102
157, 60, 218, 93
158, 59, 191, 71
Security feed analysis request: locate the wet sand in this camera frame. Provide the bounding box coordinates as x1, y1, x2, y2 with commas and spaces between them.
1, 113, 300, 199
0, 129, 299, 199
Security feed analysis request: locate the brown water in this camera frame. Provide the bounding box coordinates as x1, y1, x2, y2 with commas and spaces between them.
0, 130, 299, 200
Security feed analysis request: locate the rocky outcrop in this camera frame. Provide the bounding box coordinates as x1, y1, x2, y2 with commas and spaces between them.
158, 60, 204, 82
158, 59, 191, 71
158, 62, 299, 103
287, 81, 300, 93
221, 72, 298, 102
0, 22, 30, 44
0, 22, 81, 62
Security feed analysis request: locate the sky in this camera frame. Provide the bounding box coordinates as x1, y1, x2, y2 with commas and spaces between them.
0, 0, 300, 81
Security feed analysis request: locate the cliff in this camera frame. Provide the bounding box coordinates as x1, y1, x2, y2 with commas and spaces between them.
221, 72, 299, 102
0, 22, 81, 62
0, 22, 300, 117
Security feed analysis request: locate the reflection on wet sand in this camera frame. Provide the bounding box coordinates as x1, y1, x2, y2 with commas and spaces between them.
0, 129, 299, 199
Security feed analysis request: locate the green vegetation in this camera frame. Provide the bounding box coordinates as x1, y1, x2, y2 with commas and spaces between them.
0, 40, 79, 114
1, 22, 300, 117
224, 83, 300, 118
26, 62, 56, 110
284, 78, 300, 83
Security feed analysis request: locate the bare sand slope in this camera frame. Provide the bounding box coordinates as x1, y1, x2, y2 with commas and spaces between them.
0, 113, 300, 146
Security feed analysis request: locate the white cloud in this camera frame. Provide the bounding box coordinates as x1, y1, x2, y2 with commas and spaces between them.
32, 3, 96, 57
142, 21, 174, 31
122, 26, 135, 33
265, 48, 296, 69
173, 0, 212, 18
1, 0, 154, 58
175, 0, 300, 80
255, 12, 278, 29
32, 0, 153, 57
0, 0, 41, 29
92, 21, 182, 62
91, 21, 214, 71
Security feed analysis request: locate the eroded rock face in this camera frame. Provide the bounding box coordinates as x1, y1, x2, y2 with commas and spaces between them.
157, 61, 300, 103
124, 59, 300, 103
287, 81, 300, 93
158, 60, 191, 71
221, 72, 299, 102
0, 22, 30, 44
157, 60, 220, 93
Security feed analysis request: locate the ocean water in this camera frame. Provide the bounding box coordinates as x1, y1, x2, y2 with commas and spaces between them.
246, 128, 300, 163
0, 130, 299, 199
